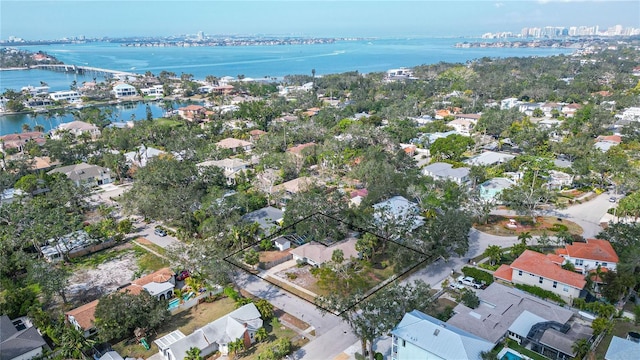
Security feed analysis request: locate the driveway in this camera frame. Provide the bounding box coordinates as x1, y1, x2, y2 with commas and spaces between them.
234, 271, 358, 360
133, 219, 179, 249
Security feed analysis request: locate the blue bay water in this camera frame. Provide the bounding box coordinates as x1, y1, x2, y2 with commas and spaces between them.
1, 38, 572, 135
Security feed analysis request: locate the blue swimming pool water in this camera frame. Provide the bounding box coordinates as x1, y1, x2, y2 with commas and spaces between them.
501, 350, 524, 360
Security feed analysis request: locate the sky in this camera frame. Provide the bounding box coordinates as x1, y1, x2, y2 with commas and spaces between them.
1, 0, 639, 40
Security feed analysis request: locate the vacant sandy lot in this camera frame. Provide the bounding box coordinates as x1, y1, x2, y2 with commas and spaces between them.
66, 250, 138, 305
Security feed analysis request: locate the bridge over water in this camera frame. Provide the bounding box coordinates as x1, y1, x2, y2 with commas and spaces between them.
33, 64, 138, 78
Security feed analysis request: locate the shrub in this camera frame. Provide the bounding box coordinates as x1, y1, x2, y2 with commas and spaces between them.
549, 223, 568, 232
478, 263, 500, 271
286, 272, 298, 280
461, 267, 494, 285
514, 284, 565, 304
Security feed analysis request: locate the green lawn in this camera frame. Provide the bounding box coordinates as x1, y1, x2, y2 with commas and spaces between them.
594, 319, 640, 359
113, 297, 237, 359
238, 318, 309, 360
506, 339, 548, 360
155, 118, 183, 127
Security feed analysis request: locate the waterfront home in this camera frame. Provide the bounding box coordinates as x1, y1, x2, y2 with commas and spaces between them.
52, 120, 101, 139
494, 250, 586, 303
140, 85, 164, 98
422, 162, 470, 185
154, 303, 263, 360
556, 238, 618, 274
390, 310, 493, 360
49, 90, 81, 103
177, 104, 206, 121
216, 137, 253, 153
0, 315, 48, 360
0, 131, 46, 153
111, 83, 137, 98
21, 85, 50, 96
48, 162, 112, 187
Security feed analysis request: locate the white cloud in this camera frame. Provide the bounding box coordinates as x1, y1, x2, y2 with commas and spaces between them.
495, 2, 504, 8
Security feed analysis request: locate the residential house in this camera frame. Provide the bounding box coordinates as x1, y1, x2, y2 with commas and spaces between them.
49, 90, 81, 103
416, 130, 457, 147
290, 238, 359, 267
211, 85, 234, 95
48, 162, 112, 187
518, 102, 541, 116
479, 177, 515, 201
66, 300, 100, 337
215, 138, 253, 153
21, 85, 50, 96
385, 67, 414, 81
112, 83, 137, 98
241, 206, 284, 235
278, 82, 313, 96
302, 107, 321, 117
287, 142, 316, 166
196, 158, 249, 185
154, 303, 263, 360
500, 97, 520, 110
373, 196, 425, 231
177, 105, 207, 121
390, 310, 494, 360
248, 129, 266, 142
53, 120, 101, 139
422, 162, 470, 185
594, 135, 621, 152
620, 107, 640, 122
540, 102, 562, 117
40, 230, 94, 262
556, 238, 619, 274
447, 283, 591, 359
561, 103, 582, 118
124, 144, 166, 168
605, 336, 640, 360
546, 170, 574, 189
0, 315, 48, 360
0, 132, 46, 153
140, 85, 164, 98
447, 119, 474, 136
269, 176, 315, 200
349, 188, 368, 208
120, 267, 175, 300
464, 151, 515, 166
494, 250, 586, 303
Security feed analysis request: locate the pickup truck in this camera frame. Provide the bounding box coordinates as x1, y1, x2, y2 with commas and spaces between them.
457, 276, 482, 289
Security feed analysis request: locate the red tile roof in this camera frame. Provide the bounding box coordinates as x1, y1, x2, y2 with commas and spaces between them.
494, 264, 513, 282
596, 135, 622, 144
132, 267, 174, 286
546, 253, 565, 265
563, 239, 619, 263
66, 299, 99, 330
510, 250, 586, 289
287, 142, 315, 155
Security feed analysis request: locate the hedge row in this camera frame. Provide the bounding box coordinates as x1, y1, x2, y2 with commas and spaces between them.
461, 266, 494, 285
515, 284, 566, 304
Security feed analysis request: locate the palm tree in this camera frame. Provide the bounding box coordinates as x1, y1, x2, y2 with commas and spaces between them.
22, 124, 32, 132
33, 124, 45, 132
483, 245, 503, 266
184, 347, 203, 360
59, 326, 95, 359
571, 338, 591, 359
228, 338, 245, 359
255, 327, 268, 342
517, 231, 532, 246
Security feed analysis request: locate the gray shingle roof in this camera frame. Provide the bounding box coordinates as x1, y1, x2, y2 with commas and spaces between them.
392, 310, 494, 360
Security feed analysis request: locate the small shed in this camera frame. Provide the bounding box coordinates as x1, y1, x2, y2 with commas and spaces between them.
273, 236, 291, 251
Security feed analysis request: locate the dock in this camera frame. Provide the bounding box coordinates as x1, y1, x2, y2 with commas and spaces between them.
32, 64, 138, 78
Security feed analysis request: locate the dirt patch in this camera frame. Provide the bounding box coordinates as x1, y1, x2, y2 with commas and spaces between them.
67, 251, 138, 306
474, 215, 583, 237
259, 249, 291, 263
278, 311, 310, 330
273, 265, 317, 289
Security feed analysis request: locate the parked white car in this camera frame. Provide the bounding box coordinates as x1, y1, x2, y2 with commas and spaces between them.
457, 276, 482, 289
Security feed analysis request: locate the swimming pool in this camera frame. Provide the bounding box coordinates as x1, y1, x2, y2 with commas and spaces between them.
497, 348, 526, 360
167, 292, 195, 310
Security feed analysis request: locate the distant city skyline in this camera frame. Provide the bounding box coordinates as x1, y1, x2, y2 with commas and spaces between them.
2, 0, 639, 40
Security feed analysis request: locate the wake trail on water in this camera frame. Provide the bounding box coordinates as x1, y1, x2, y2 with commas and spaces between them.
138, 50, 348, 72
